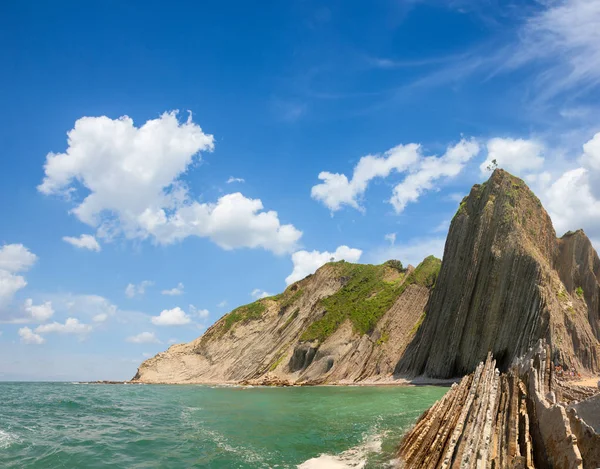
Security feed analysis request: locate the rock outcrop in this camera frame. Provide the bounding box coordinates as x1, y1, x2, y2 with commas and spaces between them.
398, 341, 600, 468
397, 169, 600, 379
132, 257, 441, 384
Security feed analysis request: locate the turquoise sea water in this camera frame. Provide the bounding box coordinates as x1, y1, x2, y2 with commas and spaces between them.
0, 382, 447, 468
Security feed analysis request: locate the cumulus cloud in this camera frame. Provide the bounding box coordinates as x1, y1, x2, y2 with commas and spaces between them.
227, 176, 245, 184
384, 233, 396, 245
19, 327, 45, 344
0, 244, 38, 308
370, 237, 446, 267
35, 318, 92, 336
479, 138, 545, 176
286, 246, 363, 285
23, 299, 54, 322
250, 289, 272, 300
161, 283, 184, 296
125, 280, 153, 298
311, 144, 420, 212
312, 138, 479, 214
62, 234, 101, 252
540, 133, 600, 238
390, 139, 480, 213
39, 111, 301, 255
151, 307, 191, 326
189, 305, 209, 319
126, 331, 160, 344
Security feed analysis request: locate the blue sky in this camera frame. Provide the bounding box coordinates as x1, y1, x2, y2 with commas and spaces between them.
1, 0, 600, 380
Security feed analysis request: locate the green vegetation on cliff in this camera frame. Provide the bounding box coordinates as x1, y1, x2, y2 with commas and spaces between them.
221, 301, 266, 334
301, 256, 441, 342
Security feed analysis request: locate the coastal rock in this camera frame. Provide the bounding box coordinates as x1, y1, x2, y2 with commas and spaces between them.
398, 341, 600, 468
397, 169, 600, 379
132, 257, 440, 385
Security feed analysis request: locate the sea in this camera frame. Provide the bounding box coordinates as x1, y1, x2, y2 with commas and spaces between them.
0, 382, 447, 468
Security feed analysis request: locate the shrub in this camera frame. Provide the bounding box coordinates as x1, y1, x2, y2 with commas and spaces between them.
576, 286, 584, 298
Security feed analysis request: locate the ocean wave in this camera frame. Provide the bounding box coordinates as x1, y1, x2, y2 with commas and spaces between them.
297, 430, 385, 469
0, 430, 18, 449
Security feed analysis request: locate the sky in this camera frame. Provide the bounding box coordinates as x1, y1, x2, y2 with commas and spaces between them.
1, 0, 600, 380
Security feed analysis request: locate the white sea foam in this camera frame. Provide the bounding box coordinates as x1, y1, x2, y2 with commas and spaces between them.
297, 430, 386, 469
0, 429, 17, 449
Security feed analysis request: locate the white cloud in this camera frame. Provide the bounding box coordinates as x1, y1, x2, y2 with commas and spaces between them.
312, 138, 479, 214
384, 233, 396, 245
508, 0, 600, 99
390, 139, 480, 213
370, 237, 445, 267
286, 246, 363, 285
18, 327, 45, 345
217, 300, 228, 308
35, 318, 92, 336
479, 138, 545, 176
250, 289, 272, 300
227, 176, 245, 184
125, 280, 153, 298
23, 299, 54, 322
0, 244, 38, 308
189, 305, 209, 319
126, 331, 160, 344
39, 111, 301, 255
161, 283, 184, 296
62, 234, 101, 252
0, 271, 27, 309
0, 244, 38, 272
52, 294, 118, 322
151, 307, 191, 326
311, 144, 421, 212
581, 132, 600, 171
92, 313, 108, 323
167, 338, 178, 344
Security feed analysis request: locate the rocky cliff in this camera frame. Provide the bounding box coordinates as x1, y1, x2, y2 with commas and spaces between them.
132, 257, 441, 384
134, 169, 600, 385
397, 169, 600, 378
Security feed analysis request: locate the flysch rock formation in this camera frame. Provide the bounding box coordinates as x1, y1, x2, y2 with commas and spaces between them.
397, 169, 600, 379
132, 257, 441, 384
398, 341, 600, 469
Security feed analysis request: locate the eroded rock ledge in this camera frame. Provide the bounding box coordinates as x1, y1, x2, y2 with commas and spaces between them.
398, 341, 599, 468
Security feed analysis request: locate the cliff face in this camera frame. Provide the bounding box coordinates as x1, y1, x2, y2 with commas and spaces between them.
397, 169, 600, 378
132, 257, 441, 384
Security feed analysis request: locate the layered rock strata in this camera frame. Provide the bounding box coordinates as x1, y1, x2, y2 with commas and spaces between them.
398, 169, 600, 379
398, 341, 600, 468
133, 258, 440, 384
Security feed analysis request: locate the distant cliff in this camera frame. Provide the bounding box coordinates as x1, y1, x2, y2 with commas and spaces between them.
397, 169, 600, 378
132, 257, 441, 384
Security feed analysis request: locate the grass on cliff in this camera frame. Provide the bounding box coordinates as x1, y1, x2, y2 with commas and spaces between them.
301, 256, 441, 342
220, 301, 267, 334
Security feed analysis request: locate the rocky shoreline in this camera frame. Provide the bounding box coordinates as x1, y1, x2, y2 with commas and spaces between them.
398, 341, 600, 468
